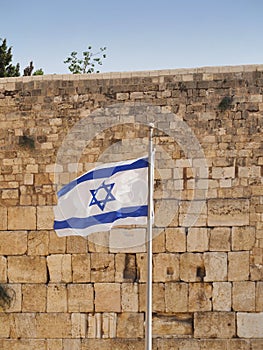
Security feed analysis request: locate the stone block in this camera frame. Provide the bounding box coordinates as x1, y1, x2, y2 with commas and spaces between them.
72, 254, 90, 282
121, 283, 139, 312
204, 252, 228, 281
187, 228, 209, 252
68, 284, 94, 312
208, 199, 249, 226
102, 313, 117, 338
153, 253, 179, 282
212, 282, 232, 311
0, 284, 21, 312
115, 253, 137, 283
256, 282, 263, 311
152, 229, 165, 253
251, 340, 263, 350
232, 226, 255, 250
8, 256, 47, 283
228, 252, 250, 281
237, 312, 263, 338
1, 339, 47, 350
22, 284, 46, 312
117, 312, 144, 338
66, 236, 88, 253
232, 282, 255, 311
189, 283, 212, 312
28, 231, 49, 255
87, 313, 102, 338
0, 256, 7, 282
63, 339, 81, 350
136, 253, 147, 282
139, 283, 165, 313
49, 231, 66, 253
0, 314, 10, 338
194, 312, 236, 338
166, 227, 186, 252
165, 282, 188, 312
152, 314, 193, 337
180, 253, 204, 282
109, 228, 146, 253
37, 206, 54, 229
155, 199, 179, 227
209, 227, 231, 251
8, 206, 36, 230
71, 313, 86, 338
0, 231, 27, 255
95, 283, 121, 312
47, 284, 67, 312
47, 254, 72, 282
0, 206, 7, 229
91, 253, 115, 282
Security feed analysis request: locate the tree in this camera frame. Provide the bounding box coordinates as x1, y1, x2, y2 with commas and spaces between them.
33, 68, 44, 76
0, 38, 20, 77
64, 46, 106, 74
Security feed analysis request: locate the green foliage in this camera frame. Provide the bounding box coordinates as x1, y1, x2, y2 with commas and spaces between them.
64, 46, 106, 74
0, 285, 12, 309
33, 68, 44, 76
0, 38, 20, 77
19, 135, 35, 149
218, 96, 233, 112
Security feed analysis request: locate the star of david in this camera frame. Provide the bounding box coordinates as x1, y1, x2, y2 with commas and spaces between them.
89, 181, 116, 211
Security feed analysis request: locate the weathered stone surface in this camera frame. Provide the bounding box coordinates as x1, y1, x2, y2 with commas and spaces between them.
232, 226, 255, 250
95, 283, 121, 312
8, 256, 47, 283
37, 206, 54, 229
212, 282, 232, 311
8, 207, 36, 230
232, 282, 255, 311
0, 206, 7, 230
228, 252, 250, 281
165, 282, 188, 312
117, 313, 144, 338
152, 314, 193, 337
71, 313, 86, 338
121, 283, 138, 312
22, 284, 46, 312
1, 339, 47, 350
204, 252, 228, 281
187, 228, 209, 252
194, 312, 236, 338
28, 231, 49, 255
189, 283, 212, 312
66, 236, 88, 254
237, 313, 263, 338
47, 284, 67, 312
153, 253, 179, 282
91, 253, 115, 282
0, 256, 7, 282
0, 231, 27, 255
68, 284, 94, 312
256, 282, 263, 311
180, 253, 204, 282
209, 227, 231, 251
208, 199, 249, 226
0, 313, 10, 337
139, 283, 165, 313
166, 227, 186, 252
109, 228, 146, 253
72, 254, 90, 282
47, 254, 72, 282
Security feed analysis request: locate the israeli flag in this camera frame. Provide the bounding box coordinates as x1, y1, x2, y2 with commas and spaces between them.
54, 157, 148, 236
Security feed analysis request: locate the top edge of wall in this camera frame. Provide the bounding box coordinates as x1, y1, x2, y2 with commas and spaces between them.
0, 64, 263, 83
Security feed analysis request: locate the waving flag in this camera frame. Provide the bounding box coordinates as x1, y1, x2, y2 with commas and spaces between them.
54, 157, 148, 236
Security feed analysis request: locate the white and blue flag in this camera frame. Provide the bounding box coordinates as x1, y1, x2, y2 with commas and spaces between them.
54, 157, 148, 236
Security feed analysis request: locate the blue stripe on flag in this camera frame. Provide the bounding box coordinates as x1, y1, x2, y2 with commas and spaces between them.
58, 157, 148, 198
54, 205, 148, 230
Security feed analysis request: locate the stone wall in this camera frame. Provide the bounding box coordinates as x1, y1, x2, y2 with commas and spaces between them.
0, 65, 263, 349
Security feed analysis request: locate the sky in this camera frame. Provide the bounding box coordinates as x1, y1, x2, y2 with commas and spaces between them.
1, 0, 263, 75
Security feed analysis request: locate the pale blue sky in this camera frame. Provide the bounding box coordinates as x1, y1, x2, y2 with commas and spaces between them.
1, 0, 262, 74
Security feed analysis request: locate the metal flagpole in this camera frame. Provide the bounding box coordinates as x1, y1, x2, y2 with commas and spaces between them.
145, 123, 154, 350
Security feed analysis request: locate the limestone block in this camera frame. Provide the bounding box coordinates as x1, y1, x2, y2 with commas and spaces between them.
47, 284, 67, 312
232, 226, 255, 250
88, 232, 109, 252
187, 228, 209, 252
153, 253, 179, 282
256, 282, 263, 311
8, 256, 47, 283
0, 231, 27, 255
194, 312, 236, 338
72, 254, 91, 282
2, 339, 47, 350
28, 231, 49, 255
95, 283, 121, 312
49, 231, 66, 254
68, 284, 94, 312
0, 256, 7, 282
228, 252, 250, 281
10, 313, 37, 338
199, 339, 250, 350
166, 227, 186, 252
37, 206, 54, 229
189, 283, 212, 312
47, 254, 72, 282
63, 339, 81, 350
0, 314, 10, 338
154, 199, 178, 227
139, 283, 165, 313
136, 253, 147, 282
109, 228, 146, 253
233, 282, 255, 311
71, 313, 86, 338
8, 206, 36, 230
87, 313, 102, 338
102, 313, 117, 338
0, 284, 21, 312
204, 252, 228, 281
209, 227, 231, 251
115, 253, 137, 282
121, 283, 139, 312
165, 282, 188, 312
0, 206, 7, 229
117, 312, 144, 338
212, 282, 232, 311
66, 236, 88, 253
91, 253, 115, 282
152, 314, 193, 337
22, 284, 46, 312
152, 229, 165, 253
208, 199, 249, 226
237, 313, 263, 338
81, 339, 144, 350
180, 253, 204, 282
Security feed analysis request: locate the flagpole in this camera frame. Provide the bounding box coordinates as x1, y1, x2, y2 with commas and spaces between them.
145, 123, 154, 350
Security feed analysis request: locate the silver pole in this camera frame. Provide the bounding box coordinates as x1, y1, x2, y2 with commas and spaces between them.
145, 123, 154, 350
